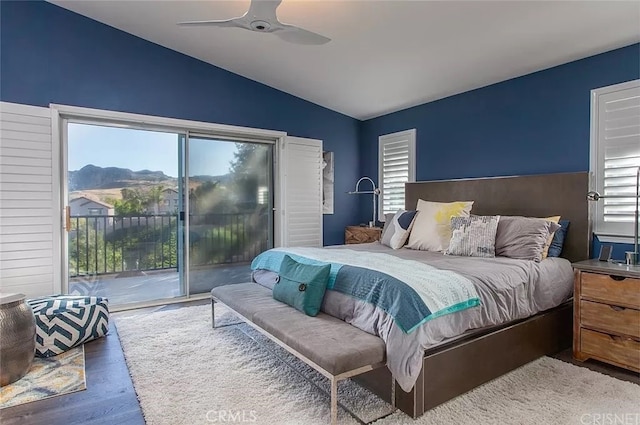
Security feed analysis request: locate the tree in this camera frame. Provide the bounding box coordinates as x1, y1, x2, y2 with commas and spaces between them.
189, 181, 220, 215
230, 143, 264, 175
146, 185, 164, 214
229, 143, 269, 210
111, 186, 167, 216
111, 188, 147, 215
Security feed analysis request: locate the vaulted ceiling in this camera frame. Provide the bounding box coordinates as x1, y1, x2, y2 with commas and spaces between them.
50, 1, 640, 120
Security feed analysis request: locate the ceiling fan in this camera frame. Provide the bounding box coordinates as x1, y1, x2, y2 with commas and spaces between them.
178, 0, 331, 45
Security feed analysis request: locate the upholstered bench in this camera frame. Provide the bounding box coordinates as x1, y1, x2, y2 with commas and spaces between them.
211, 283, 387, 425
27, 295, 109, 357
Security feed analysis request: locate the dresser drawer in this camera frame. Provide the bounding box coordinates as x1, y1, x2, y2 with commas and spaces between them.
581, 300, 640, 339
581, 328, 640, 372
581, 272, 640, 308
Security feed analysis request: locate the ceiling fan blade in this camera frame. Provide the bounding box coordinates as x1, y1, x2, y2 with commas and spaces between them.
275, 24, 331, 45
247, 0, 281, 21
177, 18, 241, 28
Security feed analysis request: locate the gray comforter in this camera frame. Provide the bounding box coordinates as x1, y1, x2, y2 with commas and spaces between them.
253, 243, 573, 392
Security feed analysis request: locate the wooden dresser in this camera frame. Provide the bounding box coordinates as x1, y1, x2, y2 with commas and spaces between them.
345, 226, 382, 244
573, 259, 640, 372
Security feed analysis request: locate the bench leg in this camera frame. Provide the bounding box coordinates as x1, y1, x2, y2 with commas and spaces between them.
330, 378, 338, 425
391, 378, 396, 408
211, 298, 216, 329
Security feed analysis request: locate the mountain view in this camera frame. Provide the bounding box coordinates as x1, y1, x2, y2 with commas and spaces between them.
68, 164, 231, 204
68, 164, 176, 191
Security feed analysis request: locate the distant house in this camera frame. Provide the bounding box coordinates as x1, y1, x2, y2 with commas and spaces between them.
69, 196, 115, 230
69, 196, 114, 216
159, 188, 179, 214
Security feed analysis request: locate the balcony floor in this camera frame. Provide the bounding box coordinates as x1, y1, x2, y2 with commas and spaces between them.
68, 263, 252, 306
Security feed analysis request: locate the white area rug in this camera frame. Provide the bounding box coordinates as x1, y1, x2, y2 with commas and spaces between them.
115, 304, 640, 425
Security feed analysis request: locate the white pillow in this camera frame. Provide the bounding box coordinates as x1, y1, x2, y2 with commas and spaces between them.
406, 199, 474, 251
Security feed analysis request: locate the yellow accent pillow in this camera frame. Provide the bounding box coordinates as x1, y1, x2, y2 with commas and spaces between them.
541, 216, 561, 259
406, 199, 474, 251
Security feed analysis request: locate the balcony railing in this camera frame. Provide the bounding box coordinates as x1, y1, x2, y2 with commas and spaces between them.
68, 213, 269, 277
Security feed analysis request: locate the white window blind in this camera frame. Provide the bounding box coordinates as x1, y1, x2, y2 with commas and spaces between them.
591, 80, 640, 238
378, 129, 416, 218
279, 136, 323, 247
0, 102, 60, 297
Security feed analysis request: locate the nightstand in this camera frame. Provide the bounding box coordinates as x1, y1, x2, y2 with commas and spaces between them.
345, 226, 382, 244
573, 259, 640, 372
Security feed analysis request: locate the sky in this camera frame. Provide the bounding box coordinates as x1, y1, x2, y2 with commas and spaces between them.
68, 123, 238, 177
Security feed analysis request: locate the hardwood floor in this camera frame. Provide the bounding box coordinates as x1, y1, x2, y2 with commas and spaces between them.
1, 299, 637, 424
0, 321, 145, 425
552, 348, 640, 385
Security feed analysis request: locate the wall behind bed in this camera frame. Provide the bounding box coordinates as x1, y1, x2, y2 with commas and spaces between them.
359, 43, 640, 259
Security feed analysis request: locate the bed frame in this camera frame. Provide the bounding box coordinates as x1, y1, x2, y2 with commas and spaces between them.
354, 172, 589, 418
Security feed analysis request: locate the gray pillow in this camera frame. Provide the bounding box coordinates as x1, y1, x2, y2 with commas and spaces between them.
446, 215, 500, 257
380, 213, 396, 240
380, 210, 417, 249
495, 216, 561, 262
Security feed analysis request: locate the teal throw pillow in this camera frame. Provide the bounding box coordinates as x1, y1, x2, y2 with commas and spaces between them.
273, 255, 331, 317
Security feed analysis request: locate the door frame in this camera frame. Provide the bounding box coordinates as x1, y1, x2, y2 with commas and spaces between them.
51, 104, 286, 308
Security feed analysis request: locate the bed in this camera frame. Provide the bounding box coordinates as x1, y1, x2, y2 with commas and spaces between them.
253, 171, 589, 418
351, 171, 589, 417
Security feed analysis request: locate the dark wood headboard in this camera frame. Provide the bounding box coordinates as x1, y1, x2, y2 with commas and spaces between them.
405, 172, 589, 263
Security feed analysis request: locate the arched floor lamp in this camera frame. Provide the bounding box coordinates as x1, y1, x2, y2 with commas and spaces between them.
348, 177, 380, 228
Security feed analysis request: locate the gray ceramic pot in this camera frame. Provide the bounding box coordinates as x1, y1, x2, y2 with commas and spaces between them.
0, 293, 36, 386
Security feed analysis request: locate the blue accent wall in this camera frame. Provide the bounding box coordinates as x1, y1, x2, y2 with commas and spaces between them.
2, 1, 639, 255
592, 237, 636, 263
360, 44, 640, 260
0, 0, 359, 246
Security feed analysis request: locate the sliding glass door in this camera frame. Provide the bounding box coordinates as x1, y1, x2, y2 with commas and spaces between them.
187, 136, 273, 295
64, 122, 274, 306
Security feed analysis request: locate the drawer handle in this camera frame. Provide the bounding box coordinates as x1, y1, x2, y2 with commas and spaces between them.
609, 275, 626, 281
609, 334, 635, 343
610, 305, 626, 312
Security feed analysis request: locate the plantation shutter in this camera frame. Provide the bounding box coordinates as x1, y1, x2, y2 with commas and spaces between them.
0, 102, 60, 297
378, 129, 416, 218
592, 82, 640, 237
279, 136, 323, 247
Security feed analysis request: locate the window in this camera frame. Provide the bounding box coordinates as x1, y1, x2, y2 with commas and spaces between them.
378, 129, 416, 219
590, 80, 640, 239
88, 208, 102, 215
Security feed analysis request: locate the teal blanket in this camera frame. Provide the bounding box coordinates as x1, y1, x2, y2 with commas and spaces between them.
251, 247, 480, 333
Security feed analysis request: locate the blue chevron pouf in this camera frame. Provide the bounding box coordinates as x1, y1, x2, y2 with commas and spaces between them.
27, 295, 109, 358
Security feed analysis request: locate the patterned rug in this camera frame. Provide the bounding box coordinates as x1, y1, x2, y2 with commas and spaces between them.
0, 346, 86, 409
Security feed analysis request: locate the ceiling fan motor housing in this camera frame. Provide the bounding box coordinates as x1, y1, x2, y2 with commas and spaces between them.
250, 20, 272, 32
